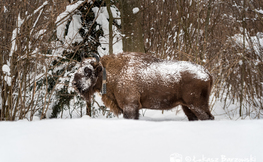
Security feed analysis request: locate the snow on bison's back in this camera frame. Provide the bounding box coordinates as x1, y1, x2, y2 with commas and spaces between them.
73, 52, 214, 121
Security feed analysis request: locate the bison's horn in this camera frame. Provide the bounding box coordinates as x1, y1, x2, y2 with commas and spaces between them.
91, 53, 100, 63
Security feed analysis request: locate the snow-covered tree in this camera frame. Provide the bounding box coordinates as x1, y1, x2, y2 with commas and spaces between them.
44, 0, 103, 118
44, 0, 122, 118
0, 0, 122, 120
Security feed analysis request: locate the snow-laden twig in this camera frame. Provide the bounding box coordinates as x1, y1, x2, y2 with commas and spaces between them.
9, 1, 49, 58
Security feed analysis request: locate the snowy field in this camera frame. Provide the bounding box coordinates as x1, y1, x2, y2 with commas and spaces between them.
1, 109, 263, 162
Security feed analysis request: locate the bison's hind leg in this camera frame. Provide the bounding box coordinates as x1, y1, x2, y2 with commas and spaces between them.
187, 95, 214, 120
189, 104, 214, 120
182, 106, 198, 121
182, 88, 214, 120
204, 105, 214, 120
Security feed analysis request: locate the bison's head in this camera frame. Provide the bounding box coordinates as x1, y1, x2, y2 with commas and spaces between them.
72, 57, 103, 100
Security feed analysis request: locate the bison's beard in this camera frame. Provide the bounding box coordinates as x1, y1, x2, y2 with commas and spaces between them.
73, 77, 98, 102
74, 85, 92, 102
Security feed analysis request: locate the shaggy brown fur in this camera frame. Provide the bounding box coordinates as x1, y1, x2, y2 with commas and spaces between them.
73, 52, 214, 120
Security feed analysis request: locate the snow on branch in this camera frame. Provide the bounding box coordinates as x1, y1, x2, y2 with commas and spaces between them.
56, 0, 91, 42
9, 1, 49, 58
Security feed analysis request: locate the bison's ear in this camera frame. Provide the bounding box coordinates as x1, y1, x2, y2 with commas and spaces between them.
95, 66, 102, 77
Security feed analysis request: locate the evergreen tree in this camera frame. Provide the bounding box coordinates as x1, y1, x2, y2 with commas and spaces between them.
42, 0, 105, 118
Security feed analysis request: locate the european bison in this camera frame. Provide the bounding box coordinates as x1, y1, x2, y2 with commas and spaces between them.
73, 52, 214, 120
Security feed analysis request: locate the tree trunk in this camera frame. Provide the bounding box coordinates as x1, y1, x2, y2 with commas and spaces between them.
106, 0, 113, 54
240, 0, 246, 117
121, 0, 145, 53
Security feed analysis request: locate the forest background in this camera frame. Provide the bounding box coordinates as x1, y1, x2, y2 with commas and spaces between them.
0, 0, 262, 121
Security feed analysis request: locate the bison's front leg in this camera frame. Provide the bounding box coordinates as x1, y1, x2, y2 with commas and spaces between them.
116, 87, 141, 119
121, 97, 141, 119
123, 105, 140, 119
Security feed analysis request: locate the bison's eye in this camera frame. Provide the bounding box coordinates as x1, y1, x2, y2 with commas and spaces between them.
84, 67, 92, 77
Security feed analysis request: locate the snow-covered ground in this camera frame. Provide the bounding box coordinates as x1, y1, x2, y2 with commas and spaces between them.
1, 111, 262, 162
